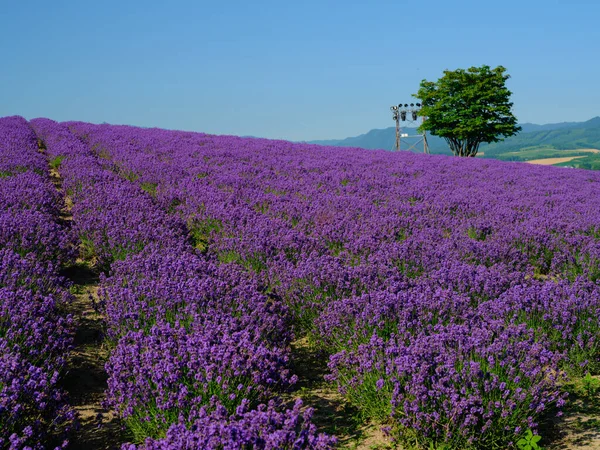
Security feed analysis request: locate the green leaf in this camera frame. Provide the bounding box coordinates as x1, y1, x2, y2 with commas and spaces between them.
526, 429, 534, 439
414, 65, 520, 157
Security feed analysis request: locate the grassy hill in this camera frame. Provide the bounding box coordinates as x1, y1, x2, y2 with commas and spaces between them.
482, 117, 600, 158
308, 117, 600, 168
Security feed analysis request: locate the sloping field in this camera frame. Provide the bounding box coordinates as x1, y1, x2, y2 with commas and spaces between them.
493, 147, 600, 163
574, 148, 600, 153
2, 117, 600, 449
523, 150, 600, 166
527, 156, 586, 165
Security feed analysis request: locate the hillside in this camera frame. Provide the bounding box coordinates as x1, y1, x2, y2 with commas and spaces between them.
308, 117, 600, 164
309, 126, 448, 153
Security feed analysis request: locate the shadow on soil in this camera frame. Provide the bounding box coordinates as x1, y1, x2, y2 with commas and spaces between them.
60, 262, 130, 450
284, 338, 391, 449
542, 378, 600, 449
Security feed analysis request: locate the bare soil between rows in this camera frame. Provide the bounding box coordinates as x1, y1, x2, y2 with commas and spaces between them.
284, 338, 391, 449
60, 263, 127, 450
49, 162, 128, 449
546, 382, 600, 450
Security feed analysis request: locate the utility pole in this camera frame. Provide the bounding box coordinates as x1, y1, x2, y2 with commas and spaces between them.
390, 102, 429, 153
391, 105, 400, 150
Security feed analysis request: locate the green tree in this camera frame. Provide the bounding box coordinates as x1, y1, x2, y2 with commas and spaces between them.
415, 65, 521, 157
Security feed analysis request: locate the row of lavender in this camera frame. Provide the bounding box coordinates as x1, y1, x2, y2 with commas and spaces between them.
70, 122, 600, 448
0, 117, 75, 448
31, 119, 335, 449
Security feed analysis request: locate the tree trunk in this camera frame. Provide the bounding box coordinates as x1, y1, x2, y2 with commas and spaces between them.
445, 138, 481, 157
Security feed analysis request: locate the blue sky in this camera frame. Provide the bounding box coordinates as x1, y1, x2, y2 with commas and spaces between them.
1, 0, 599, 140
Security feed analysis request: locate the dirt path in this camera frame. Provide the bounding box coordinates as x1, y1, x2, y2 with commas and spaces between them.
60, 263, 125, 449
547, 377, 600, 450
47, 161, 127, 449
63, 262, 126, 450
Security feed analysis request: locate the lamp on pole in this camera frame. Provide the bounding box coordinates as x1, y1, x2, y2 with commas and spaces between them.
389, 102, 428, 153
390, 105, 400, 151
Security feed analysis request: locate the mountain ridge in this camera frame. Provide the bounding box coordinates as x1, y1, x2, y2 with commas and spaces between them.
306, 117, 600, 156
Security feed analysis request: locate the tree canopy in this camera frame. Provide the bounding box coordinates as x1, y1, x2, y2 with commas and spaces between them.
415, 65, 521, 157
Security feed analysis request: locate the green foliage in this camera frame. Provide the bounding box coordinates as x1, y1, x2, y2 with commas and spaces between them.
429, 443, 451, 450
49, 155, 65, 170
467, 226, 491, 241
281, 277, 360, 336
219, 250, 242, 265
394, 258, 424, 279
580, 372, 600, 398
140, 182, 158, 197
415, 65, 520, 157
79, 231, 146, 271
253, 200, 270, 214
124, 376, 259, 443
110, 241, 147, 264
79, 234, 97, 262
560, 250, 600, 284
516, 429, 542, 450
187, 216, 222, 252
394, 228, 408, 242
69, 284, 85, 295
554, 152, 600, 170
326, 240, 346, 257
264, 186, 287, 196
491, 147, 593, 162
337, 370, 393, 424
91, 143, 111, 159
121, 169, 140, 182
217, 250, 267, 274
0, 165, 28, 178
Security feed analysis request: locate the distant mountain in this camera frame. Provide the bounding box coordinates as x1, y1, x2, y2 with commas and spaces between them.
308, 127, 449, 153
310, 127, 408, 151
307, 117, 600, 158
482, 117, 600, 158
517, 121, 583, 133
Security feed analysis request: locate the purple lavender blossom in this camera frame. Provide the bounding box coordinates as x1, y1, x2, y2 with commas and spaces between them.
0, 116, 75, 447
25, 117, 600, 448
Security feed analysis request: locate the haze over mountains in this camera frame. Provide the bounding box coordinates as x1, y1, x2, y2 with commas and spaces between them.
307, 117, 600, 158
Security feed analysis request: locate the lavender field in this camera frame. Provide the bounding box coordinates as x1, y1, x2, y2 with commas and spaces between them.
2, 116, 600, 449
